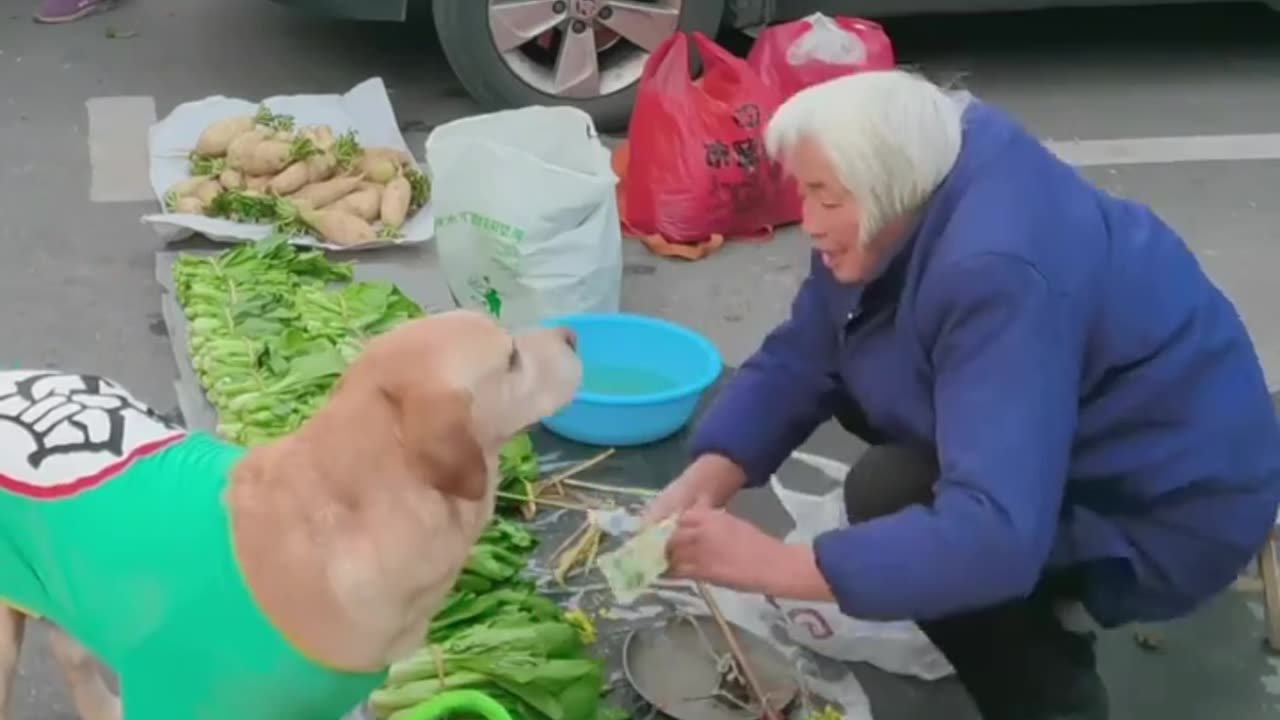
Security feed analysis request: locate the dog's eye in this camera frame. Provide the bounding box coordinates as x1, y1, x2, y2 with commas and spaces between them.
507, 346, 520, 371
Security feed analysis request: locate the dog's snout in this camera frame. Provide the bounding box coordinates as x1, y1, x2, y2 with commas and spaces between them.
557, 327, 578, 352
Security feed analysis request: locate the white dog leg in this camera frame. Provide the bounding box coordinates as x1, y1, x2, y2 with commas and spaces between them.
0, 607, 25, 720
46, 627, 119, 720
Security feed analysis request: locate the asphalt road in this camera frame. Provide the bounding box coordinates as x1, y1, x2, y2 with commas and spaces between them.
3, 0, 1280, 717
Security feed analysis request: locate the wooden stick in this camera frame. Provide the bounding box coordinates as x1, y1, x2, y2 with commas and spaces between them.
495, 491, 586, 512
555, 523, 600, 584
518, 484, 539, 521
582, 524, 603, 574
694, 581, 782, 720
563, 488, 604, 507
1259, 528, 1280, 652
549, 517, 592, 560
568, 526, 603, 580
559, 478, 657, 497
534, 449, 616, 494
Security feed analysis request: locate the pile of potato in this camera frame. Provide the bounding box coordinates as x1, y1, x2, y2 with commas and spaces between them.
164, 106, 429, 247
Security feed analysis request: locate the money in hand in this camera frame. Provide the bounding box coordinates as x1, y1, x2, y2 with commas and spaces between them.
597, 516, 678, 604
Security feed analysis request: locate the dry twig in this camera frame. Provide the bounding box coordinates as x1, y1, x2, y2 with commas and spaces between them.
554, 521, 603, 584
533, 449, 616, 496
559, 478, 656, 497
695, 582, 784, 720
496, 491, 587, 512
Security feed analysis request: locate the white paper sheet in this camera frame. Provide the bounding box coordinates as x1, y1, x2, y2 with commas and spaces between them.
141, 77, 434, 252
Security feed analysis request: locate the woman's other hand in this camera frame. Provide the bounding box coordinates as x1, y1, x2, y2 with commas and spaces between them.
666, 501, 837, 601
666, 501, 781, 592
639, 453, 747, 525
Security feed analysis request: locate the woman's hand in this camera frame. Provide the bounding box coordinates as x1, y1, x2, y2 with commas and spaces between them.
665, 501, 782, 592
639, 453, 747, 525
644, 454, 837, 600
665, 502, 836, 601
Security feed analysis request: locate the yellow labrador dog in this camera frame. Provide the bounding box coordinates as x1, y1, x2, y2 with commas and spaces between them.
0, 309, 581, 720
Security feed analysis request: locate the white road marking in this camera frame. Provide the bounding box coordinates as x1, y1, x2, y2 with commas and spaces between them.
1249, 600, 1267, 621
1046, 133, 1280, 167
80, 91, 1280, 204
86, 96, 156, 203
1263, 658, 1280, 695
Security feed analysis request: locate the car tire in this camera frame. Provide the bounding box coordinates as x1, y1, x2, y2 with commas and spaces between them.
432, 0, 726, 133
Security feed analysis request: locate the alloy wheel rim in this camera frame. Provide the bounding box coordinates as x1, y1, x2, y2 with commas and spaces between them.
487, 0, 683, 99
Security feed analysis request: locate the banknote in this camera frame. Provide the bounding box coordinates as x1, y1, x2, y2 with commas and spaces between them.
597, 515, 677, 604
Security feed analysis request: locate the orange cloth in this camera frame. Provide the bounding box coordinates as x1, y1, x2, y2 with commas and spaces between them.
612, 141, 777, 261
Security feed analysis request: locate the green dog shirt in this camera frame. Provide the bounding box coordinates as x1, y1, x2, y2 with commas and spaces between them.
0, 370, 386, 719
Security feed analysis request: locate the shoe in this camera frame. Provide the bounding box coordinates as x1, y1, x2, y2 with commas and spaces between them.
34, 0, 108, 23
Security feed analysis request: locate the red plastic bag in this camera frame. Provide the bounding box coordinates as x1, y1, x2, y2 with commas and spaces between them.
621, 31, 799, 246
747, 13, 895, 102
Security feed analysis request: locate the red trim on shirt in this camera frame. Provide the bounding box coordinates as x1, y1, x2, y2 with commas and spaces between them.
0, 432, 187, 500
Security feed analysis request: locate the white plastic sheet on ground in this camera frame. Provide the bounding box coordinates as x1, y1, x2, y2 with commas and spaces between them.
760, 451, 954, 682
142, 77, 434, 252
536, 449, 954, 720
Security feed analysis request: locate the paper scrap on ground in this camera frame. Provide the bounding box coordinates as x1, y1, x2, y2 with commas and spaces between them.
597, 516, 677, 605
591, 507, 642, 537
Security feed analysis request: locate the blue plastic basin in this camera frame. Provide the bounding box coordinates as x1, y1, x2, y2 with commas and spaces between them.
539, 313, 723, 447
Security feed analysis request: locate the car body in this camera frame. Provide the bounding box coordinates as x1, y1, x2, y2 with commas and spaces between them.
267, 0, 1261, 133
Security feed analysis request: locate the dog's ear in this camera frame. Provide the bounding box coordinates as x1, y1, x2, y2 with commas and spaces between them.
383, 381, 488, 502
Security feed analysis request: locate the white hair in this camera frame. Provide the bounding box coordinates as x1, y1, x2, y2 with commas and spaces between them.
765, 69, 967, 247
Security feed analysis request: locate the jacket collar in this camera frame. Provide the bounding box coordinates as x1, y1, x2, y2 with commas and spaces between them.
824, 215, 923, 328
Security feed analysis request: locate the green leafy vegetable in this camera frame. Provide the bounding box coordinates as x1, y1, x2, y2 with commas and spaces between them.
205, 189, 283, 224
404, 167, 431, 209
173, 238, 416, 445
174, 240, 545, 480
188, 152, 226, 176
376, 223, 402, 242
374, 515, 624, 720
254, 103, 295, 132
333, 130, 363, 169
204, 191, 311, 238
498, 432, 540, 507
288, 134, 320, 163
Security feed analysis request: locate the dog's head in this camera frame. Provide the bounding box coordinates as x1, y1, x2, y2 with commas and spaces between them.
336, 309, 582, 502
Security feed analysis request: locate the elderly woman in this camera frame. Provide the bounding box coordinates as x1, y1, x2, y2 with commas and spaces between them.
643, 70, 1280, 720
